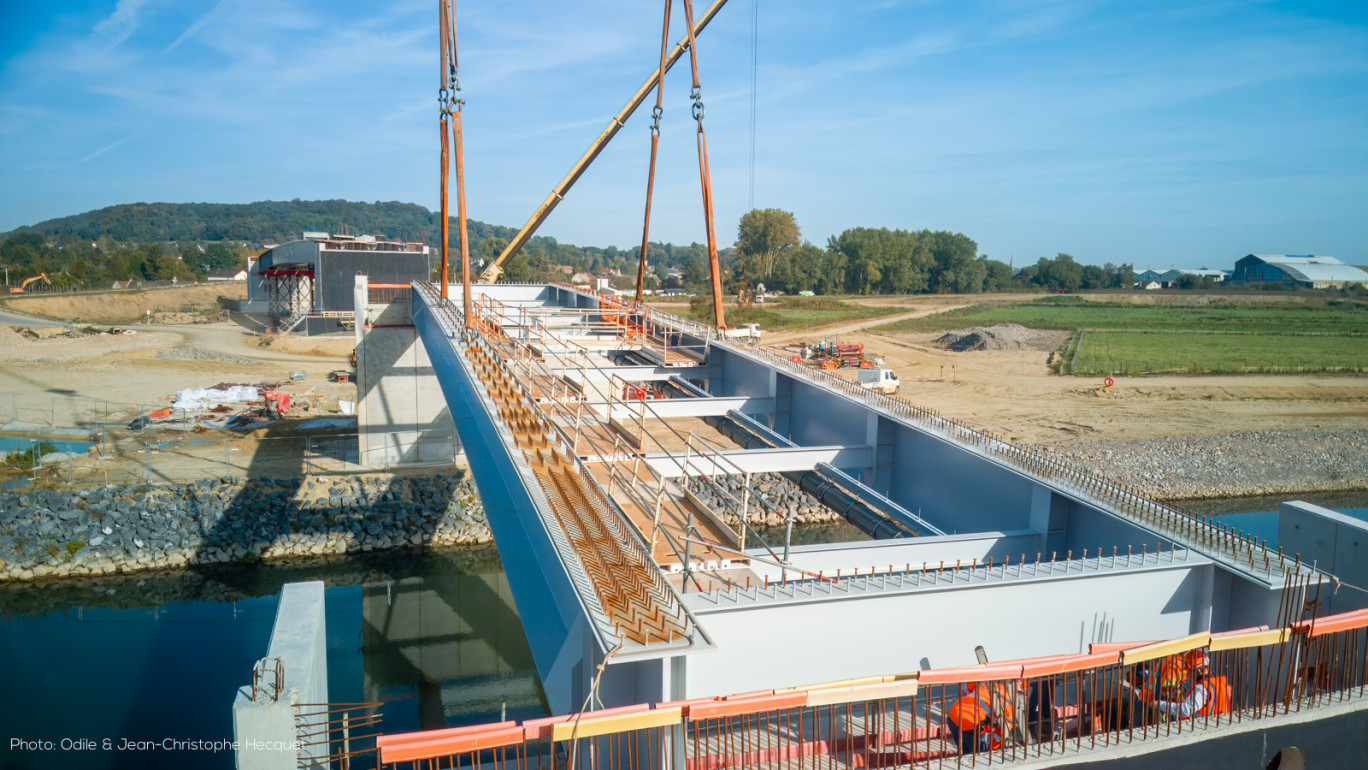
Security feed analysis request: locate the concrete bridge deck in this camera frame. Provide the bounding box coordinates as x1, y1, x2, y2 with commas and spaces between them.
406, 281, 1322, 714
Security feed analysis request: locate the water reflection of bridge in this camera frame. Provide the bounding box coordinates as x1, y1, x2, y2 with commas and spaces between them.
361, 563, 544, 730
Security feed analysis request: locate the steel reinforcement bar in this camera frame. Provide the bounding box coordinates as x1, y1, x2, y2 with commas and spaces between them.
417, 283, 699, 651
377, 606, 1368, 769
557, 285, 1308, 585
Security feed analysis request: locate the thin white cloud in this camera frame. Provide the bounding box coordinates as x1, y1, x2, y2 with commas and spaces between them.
79, 136, 135, 163
94, 0, 150, 47
164, 0, 236, 54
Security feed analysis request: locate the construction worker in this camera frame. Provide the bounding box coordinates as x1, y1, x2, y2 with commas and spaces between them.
1139, 653, 1189, 700
1127, 650, 1230, 720
1113, 652, 1188, 728
946, 681, 1015, 754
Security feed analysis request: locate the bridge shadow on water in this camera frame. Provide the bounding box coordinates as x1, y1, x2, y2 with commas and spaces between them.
1, 509, 538, 769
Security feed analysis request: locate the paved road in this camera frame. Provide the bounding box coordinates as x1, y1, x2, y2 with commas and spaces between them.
155, 323, 347, 364
0, 308, 64, 327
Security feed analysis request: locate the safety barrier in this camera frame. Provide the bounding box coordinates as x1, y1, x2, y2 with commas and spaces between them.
728, 339, 1297, 581
376, 606, 1368, 769
417, 284, 706, 653
368, 283, 414, 305
549, 284, 1300, 582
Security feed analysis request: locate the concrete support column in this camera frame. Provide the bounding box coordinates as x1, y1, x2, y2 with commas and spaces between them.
232, 581, 328, 770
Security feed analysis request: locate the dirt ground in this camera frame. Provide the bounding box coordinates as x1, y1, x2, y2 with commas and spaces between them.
262, 334, 356, 357
4, 291, 1365, 494
775, 296, 1368, 447
0, 320, 356, 428
0, 283, 246, 324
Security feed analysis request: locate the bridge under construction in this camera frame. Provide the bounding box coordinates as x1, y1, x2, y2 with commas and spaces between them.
351, 0, 1368, 765
339, 278, 1368, 768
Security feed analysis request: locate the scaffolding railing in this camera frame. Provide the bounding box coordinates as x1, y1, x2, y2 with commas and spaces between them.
417, 284, 709, 654
560, 284, 1303, 584
377, 602, 1368, 769
453, 284, 809, 585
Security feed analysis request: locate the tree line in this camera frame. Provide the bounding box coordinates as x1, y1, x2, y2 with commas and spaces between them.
4, 199, 1143, 294
0, 232, 246, 288
1, 199, 731, 289
730, 208, 1133, 296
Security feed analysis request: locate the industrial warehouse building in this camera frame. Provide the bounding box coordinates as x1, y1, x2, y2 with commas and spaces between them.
1229, 254, 1368, 289
1134, 268, 1229, 288
240, 232, 430, 334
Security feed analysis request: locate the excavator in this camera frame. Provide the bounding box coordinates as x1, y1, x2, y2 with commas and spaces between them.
9, 273, 51, 294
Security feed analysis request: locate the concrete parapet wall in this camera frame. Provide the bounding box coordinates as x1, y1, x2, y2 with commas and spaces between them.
681, 557, 1211, 698
1280, 500, 1368, 614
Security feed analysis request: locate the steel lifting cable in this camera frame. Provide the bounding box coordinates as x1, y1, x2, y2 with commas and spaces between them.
438, 0, 452, 300
444, 0, 474, 327
680, 0, 727, 330
635, 0, 674, 303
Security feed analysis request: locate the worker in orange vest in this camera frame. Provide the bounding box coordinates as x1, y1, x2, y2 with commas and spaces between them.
1129, 650, 1230, 719
1135, 653, 1190, 702
1117, 650, 1190, 728
946, 681, 1015, 754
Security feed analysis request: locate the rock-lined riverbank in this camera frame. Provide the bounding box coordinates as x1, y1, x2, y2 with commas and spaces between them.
0, 474, 489, 582
688, 473, 841, 526
6, 428, 1363, 584
1038, 429, 1368, 501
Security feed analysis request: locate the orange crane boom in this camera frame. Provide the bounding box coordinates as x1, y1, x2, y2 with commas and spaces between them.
479, 0, 730, 283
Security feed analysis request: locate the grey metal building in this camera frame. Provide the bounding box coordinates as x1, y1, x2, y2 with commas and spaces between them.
243, 232, 431, 334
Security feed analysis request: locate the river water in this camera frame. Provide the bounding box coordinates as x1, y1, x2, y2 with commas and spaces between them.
1, 491, 1364, 769
0, 548, 543, 769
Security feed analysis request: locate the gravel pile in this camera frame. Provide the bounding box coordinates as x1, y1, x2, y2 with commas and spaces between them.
934, 323, 1066, 352
0, 324, 29, 348
0, 474, 489, 582
1037, 430, 1368, 500
155, 347, 262, 365
688, 472, 841, 526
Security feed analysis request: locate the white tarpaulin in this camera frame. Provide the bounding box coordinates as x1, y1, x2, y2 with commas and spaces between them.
171, 386, 260, 411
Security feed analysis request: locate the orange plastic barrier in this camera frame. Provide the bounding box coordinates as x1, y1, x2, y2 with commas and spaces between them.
376, 607, 1368, 765
379, 723, 522, 764
688, 691, 808, 720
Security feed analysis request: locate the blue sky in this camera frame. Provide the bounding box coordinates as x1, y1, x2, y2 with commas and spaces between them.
2, 1, 1365, 270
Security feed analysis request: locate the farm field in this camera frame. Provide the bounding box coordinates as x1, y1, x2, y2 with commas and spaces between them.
1066, 331, 1367, 376
678, 295, 908, 332
874, 295, 1368, 375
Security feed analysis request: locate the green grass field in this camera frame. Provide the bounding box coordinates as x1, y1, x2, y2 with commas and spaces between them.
875, 296, 1368, 376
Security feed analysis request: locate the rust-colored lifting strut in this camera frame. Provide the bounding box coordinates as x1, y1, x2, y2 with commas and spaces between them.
680, 0, 726, 330
635, 0, 674, 303
439, 0, 473, 326
480, 0, 731, 284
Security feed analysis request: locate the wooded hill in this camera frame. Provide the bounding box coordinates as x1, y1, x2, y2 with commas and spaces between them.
5, 199, 687, 266
2, 199, 728, 288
